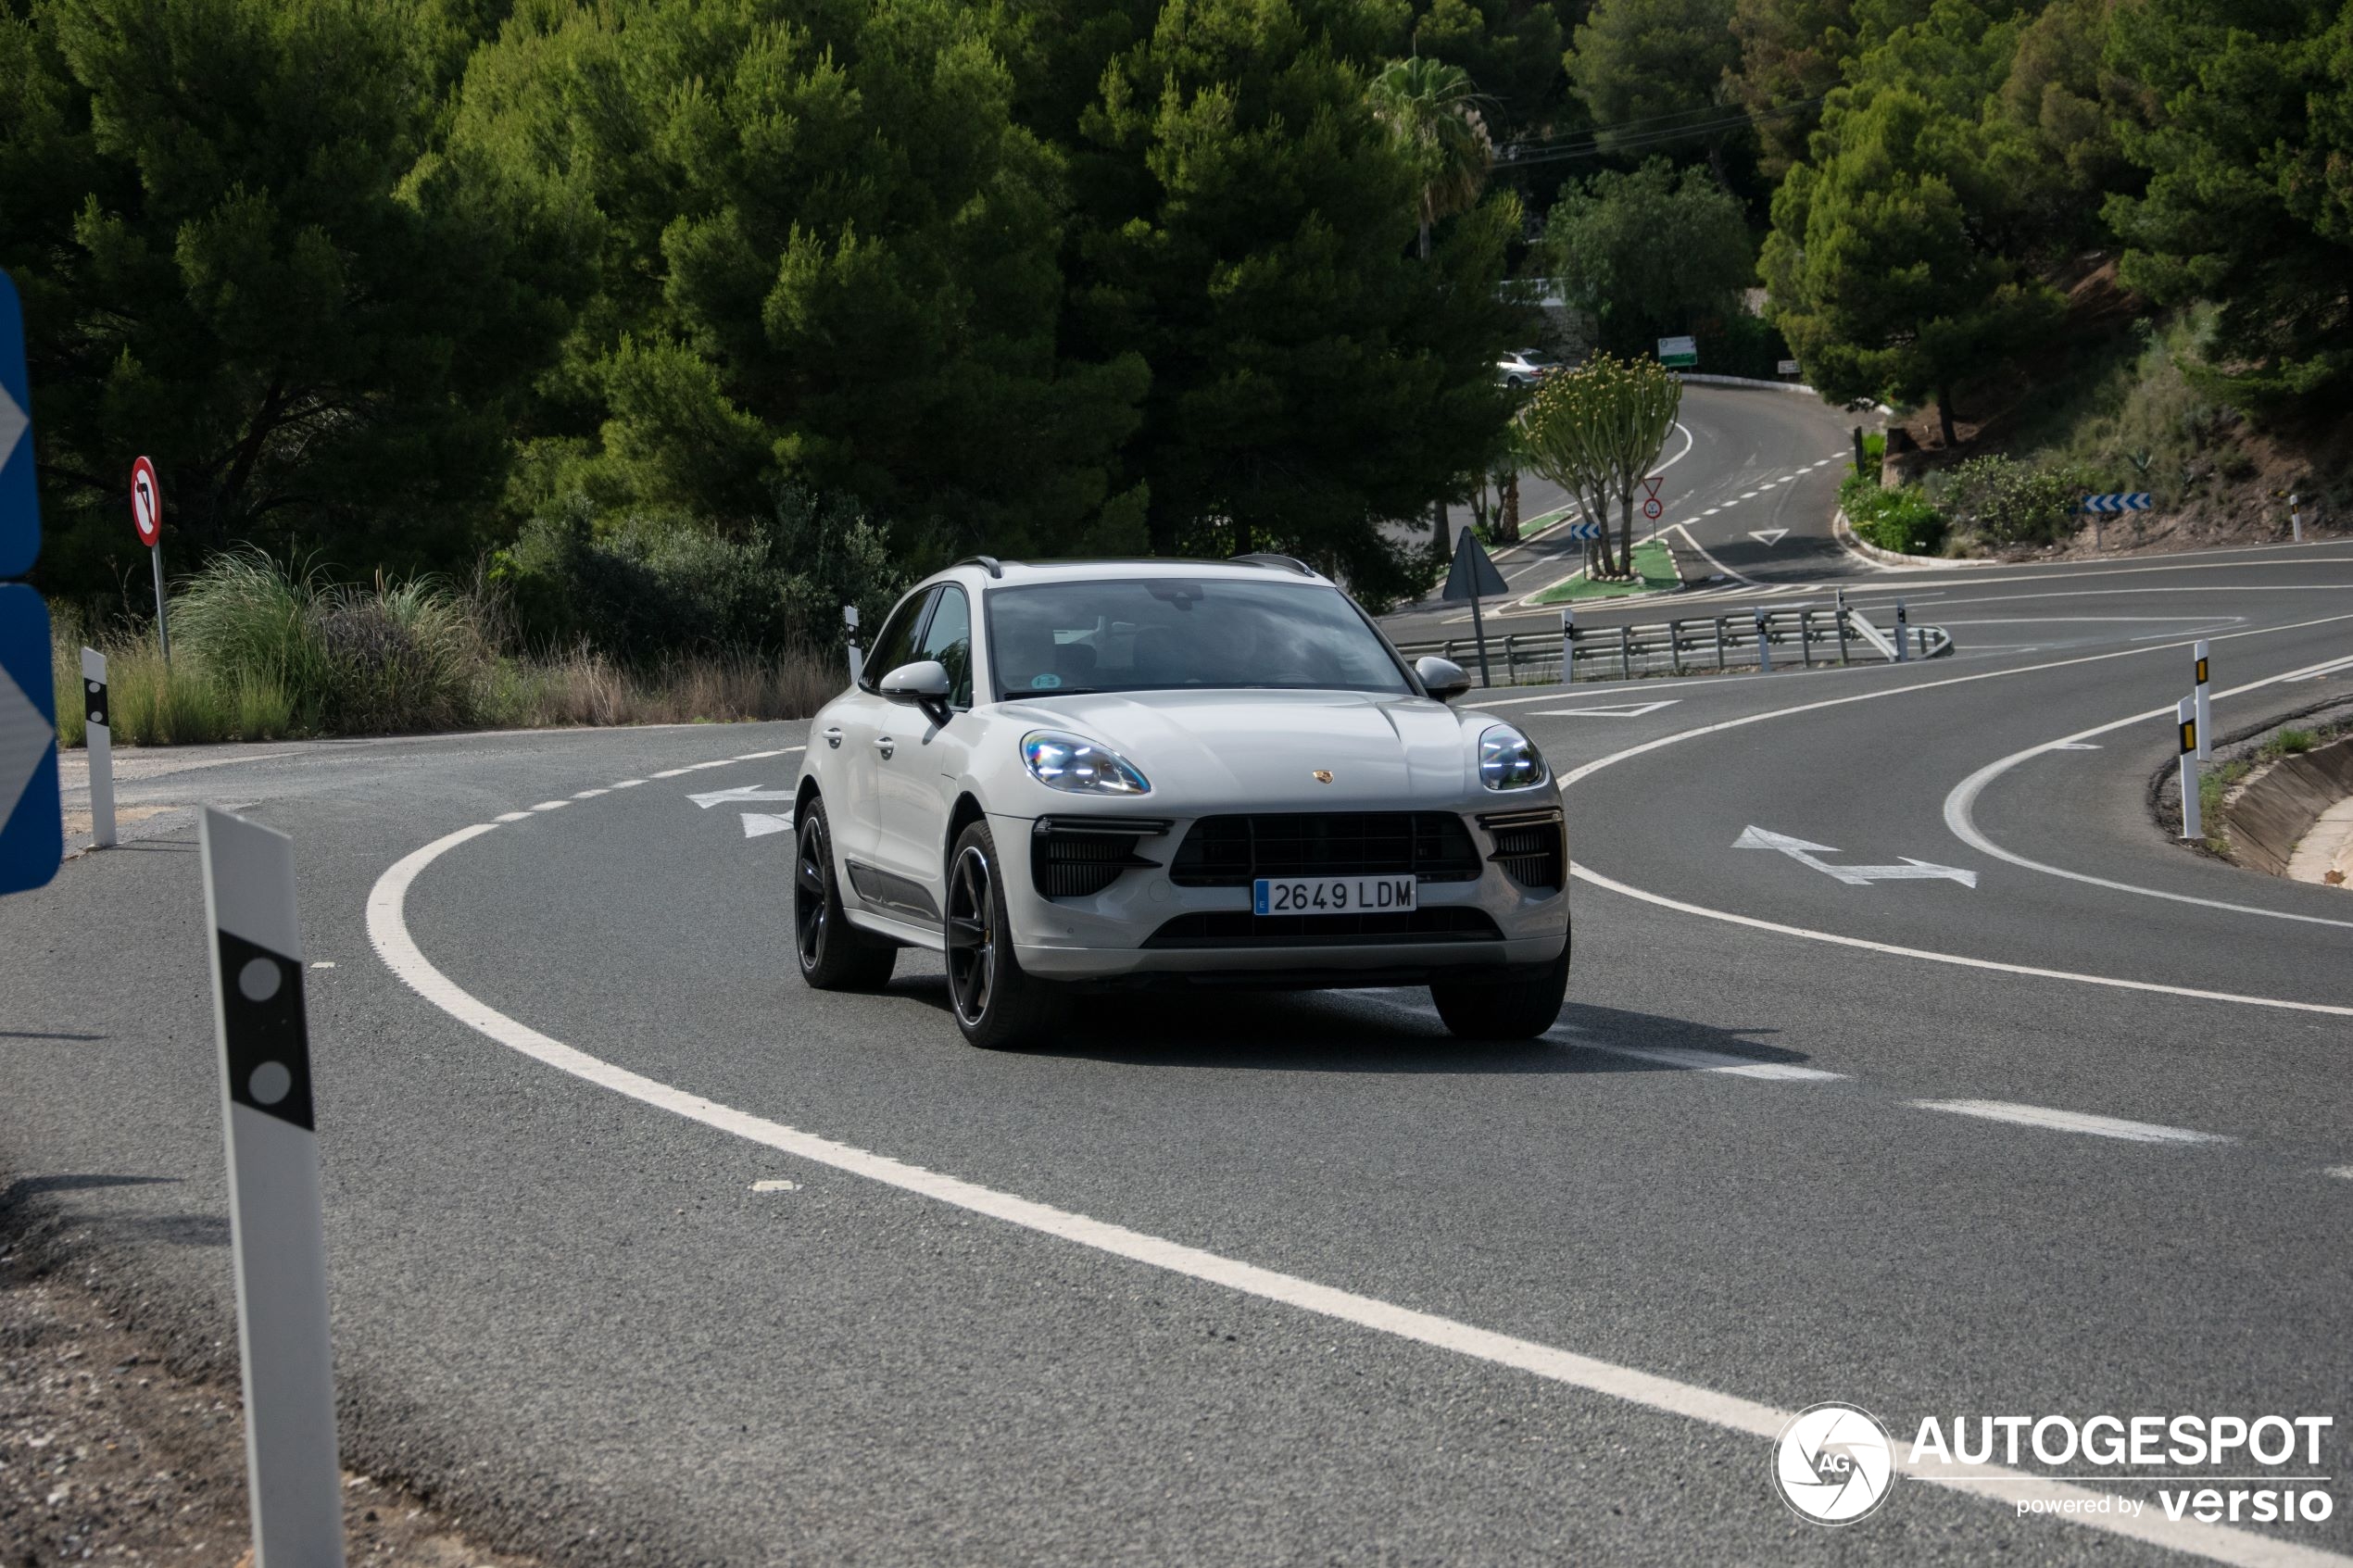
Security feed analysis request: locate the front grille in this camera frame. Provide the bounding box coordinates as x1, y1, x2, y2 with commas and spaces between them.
1142, 908, 1503, 947
1031, 817, 1169, 898
1479, 807, 1566, 891
1168, 813, 1482, 886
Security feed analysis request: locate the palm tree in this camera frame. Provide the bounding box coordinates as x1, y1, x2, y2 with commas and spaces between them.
1366, 57, 1491, 262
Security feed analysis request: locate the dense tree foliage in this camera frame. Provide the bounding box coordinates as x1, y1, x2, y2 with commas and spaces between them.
1543, 157, 1753, 358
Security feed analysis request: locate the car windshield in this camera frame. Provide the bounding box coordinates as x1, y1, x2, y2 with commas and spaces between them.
987, 578, 1411, 699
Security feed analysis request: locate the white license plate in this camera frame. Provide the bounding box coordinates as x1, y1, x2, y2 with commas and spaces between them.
1252, 874, 1417, 915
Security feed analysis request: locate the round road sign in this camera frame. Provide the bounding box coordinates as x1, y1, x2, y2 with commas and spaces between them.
1641, 497, 1663, 521
130, 456, 161, 548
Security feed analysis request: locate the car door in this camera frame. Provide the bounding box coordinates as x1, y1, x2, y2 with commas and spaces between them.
876, 582, 975, 907
826, 586, 933, 885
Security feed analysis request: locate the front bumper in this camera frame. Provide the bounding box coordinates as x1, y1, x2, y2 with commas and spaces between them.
992, 806, 1569, 985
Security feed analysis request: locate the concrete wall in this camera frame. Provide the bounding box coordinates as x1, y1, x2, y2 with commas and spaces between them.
2225, 735, 2353, 877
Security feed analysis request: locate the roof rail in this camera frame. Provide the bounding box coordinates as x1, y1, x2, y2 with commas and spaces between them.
1228, 552, 1315, 577
957, 555, 1004, 579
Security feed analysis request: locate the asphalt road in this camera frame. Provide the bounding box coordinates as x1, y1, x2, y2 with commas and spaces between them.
6, 391, 2353, 1566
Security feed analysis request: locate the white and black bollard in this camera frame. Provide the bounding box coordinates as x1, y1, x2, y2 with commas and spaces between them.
1894, 599, 1910, 663
82, 647, 115, 849
2290, 492, 2303, 544
2177, 697, 2202, 841
1753, 608, 1771, 673
198, 808, 346, 1568
842, 603, 862, 686
2194, 640, 2212, 761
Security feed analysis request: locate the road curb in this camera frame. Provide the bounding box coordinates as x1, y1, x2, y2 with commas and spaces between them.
1832, 509, 1999, 571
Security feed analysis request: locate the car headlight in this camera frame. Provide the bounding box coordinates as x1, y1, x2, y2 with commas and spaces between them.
1022, 731, 1151, 796
1478, 724, 1548, 790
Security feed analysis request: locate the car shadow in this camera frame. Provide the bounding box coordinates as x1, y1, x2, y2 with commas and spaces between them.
888, 978, 1820, 1076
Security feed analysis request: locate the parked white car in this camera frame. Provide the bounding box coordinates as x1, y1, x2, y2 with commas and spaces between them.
793, 556, 1570, 1047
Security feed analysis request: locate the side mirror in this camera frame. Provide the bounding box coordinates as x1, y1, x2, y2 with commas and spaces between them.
1415, 656, 1472, 702
880, 659, 953, 725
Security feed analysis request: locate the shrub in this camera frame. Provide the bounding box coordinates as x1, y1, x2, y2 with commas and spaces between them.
1840, 473, 1945, 555
1935, 455, 2095, 547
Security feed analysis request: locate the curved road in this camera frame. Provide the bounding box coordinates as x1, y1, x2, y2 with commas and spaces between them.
6, 391, 2352, 1567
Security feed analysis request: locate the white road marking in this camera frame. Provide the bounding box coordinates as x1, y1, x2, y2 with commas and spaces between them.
1561, 612, 2353, 1017
1733, 825, 1978, 887
613, 780, 647, 789
494, 810, 531, 822
529, 800, 568, 812
650, 768, 692, 778
573, 788, 610, 798
735, 749, 795, 760
1359, 992, 1846, 1081
309, 961, 335, 970
1749, 529, 1789, 546
1740, 491, 1758, 499
690, 783, 798, 808
2327, 1166, 2353, 1181
1668, 523, 1759, 586
1943, 651, 2353, 931
1911, 1100, 2232, 1146
742, 812, 794, 838
2051, 742, 2102, 750
364, 819, 2343, 1568
751, 1178, 801, 1192
1527, 701, 1680, 718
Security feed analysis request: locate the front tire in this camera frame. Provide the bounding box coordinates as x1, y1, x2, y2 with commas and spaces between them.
944, 821, 1063, 1049
795, 798, 896, 991
1430, 939, 1569, 1039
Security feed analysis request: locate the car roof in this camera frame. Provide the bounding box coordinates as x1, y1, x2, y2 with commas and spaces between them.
925, 557, 1335, 589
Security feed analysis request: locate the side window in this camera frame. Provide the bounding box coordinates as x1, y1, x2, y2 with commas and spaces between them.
861, 588, 934, 692
914, 585, 973, 709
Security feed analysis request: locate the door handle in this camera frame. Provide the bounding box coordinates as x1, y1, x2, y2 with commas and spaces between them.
824, 726, 843, 748
875, 735, 896, 759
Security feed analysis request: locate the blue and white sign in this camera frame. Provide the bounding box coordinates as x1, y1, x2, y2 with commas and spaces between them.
0, 270, 37, 578
1565, 520, 1605, 542
0, 583, 61, 896
2080, 493, 2153, 514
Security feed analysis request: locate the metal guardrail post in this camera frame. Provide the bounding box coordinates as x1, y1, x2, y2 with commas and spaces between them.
1668, 619, 1683, 675
1714, 617, 1727, 670
1834, 590, 1850, 665
1504, 634, 1517, 684
1799, 608, 1815, 667
1894, 599, 1909, 663
1618, 624, 1632, 680
1754, 608, 1771, 673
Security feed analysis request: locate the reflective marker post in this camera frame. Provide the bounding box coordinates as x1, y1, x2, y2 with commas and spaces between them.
1560, 605, 1577, 681
2291, 492, 2303, 544
2193, 641, 2212, 761
82, 647, 113, 848
2177, 698, 2202, 841
198, 808, 346, 1568
1894, 599, 1910, 663
842, 604, 862, 686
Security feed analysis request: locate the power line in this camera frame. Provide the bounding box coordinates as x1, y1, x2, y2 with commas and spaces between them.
1494, 95, 1827, 168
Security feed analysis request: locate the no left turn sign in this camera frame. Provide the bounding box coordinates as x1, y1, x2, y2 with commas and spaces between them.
131, 456, 161, 547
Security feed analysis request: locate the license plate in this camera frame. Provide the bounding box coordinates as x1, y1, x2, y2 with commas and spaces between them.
1252, 874, 1418, 915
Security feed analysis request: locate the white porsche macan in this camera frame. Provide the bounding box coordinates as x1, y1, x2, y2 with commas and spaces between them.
792, 555, 1571, 1047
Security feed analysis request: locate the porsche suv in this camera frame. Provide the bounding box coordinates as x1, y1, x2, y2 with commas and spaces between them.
792, 556, 1570, 1047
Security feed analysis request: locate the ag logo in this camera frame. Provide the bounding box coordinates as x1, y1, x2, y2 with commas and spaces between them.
1311, 770, 1334, 784
1772, 1402, 1894, 1524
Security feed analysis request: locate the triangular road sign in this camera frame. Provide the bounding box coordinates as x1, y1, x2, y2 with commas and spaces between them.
1441, 528, 1509, 601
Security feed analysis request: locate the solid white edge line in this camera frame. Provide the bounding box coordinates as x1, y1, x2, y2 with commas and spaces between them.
1942, 653, 2353, 931
361, 824, 2349, 1568
1667, 522, 1760, 586
1911, 1099, 2232, 1145
1560, 611, 2353, 1019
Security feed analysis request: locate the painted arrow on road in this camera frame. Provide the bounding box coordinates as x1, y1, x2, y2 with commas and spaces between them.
1527, 700, 1680, 718
1733, 825, 1978, 887
741, 811, 794, 838
1748, 529, 1790, 546
689, 783, 797, 809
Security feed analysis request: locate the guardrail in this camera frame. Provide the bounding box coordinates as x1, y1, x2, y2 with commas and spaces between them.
1393, 602, 1954, 686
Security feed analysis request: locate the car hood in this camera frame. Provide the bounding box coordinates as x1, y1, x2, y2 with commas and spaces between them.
995, 689, 1473, 806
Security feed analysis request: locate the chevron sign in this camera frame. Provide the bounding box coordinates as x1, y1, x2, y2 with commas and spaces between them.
2080, 493, 2153, 514
1564, 520, 1604, 541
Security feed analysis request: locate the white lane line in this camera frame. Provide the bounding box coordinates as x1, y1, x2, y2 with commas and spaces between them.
2327, 1166, 2353, 1181
650, 768, 692, 778
735, 749, 794, 760
364, 824, 2346, 1568
1911, 1099, 2232, 1145
1360, 992, 1845, 1080
573, 788, 610, 799
529, 800, 569, 812
494, 810, 531, 822
612, 779, 646, 789
1668, 523, 1760, 586
1561, 611, 2353, 1018
1942, 652, 2353, 931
